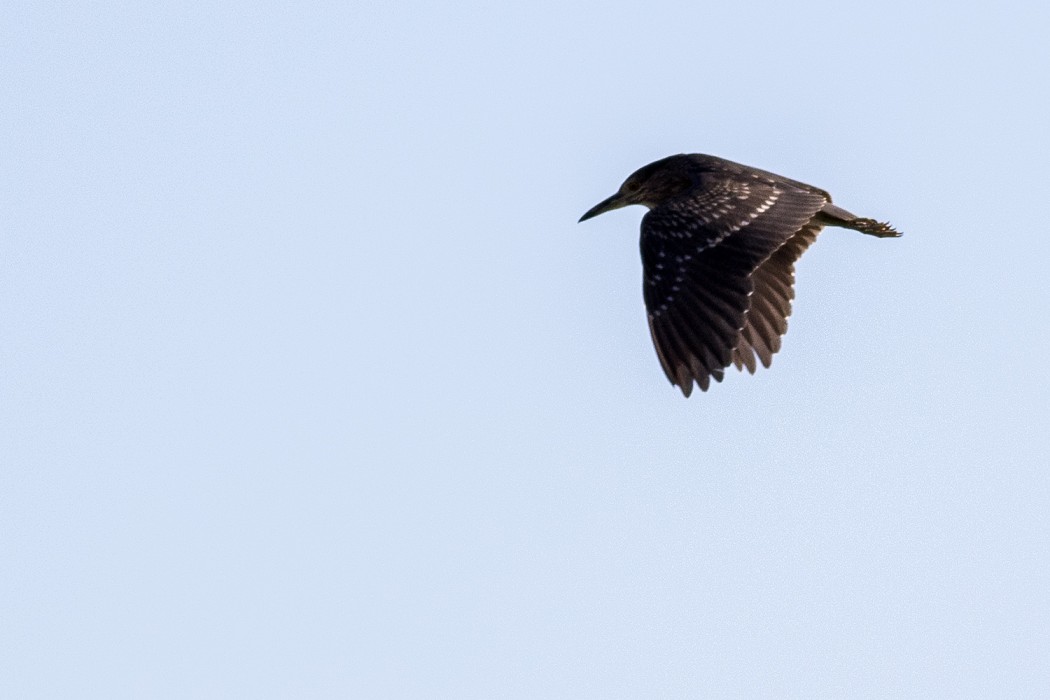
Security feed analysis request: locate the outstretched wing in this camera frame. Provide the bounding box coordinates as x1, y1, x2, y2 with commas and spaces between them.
732, 221, 822, 373
641, 177, 827, 395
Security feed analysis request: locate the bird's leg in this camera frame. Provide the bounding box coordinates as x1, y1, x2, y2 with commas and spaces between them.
848, 218, 902, 238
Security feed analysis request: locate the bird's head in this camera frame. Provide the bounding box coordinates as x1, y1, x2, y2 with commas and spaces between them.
579, 155, 695, 222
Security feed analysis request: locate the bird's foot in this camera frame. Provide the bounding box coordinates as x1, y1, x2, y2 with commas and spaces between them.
852, 218, 902, 238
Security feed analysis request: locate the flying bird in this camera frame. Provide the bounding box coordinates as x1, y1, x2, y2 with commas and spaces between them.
579, 153, 900, 396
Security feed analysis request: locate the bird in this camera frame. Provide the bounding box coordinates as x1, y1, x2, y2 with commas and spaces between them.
579, 153, 900, 396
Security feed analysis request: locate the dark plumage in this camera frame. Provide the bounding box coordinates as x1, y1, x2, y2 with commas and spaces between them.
579, 153, 900, 396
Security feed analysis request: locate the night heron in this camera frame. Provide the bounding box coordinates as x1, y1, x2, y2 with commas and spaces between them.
580, 153, 900, 396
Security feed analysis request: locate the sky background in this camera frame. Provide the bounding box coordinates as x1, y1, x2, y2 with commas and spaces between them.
3, 1, 1049, 697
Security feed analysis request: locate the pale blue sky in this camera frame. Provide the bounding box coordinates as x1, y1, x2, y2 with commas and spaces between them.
3, 1, 1049, 697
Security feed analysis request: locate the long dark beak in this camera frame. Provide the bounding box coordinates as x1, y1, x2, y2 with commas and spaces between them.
579, 192, 628, 222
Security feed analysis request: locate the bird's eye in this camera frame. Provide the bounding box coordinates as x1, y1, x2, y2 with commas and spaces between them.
624, 181, 641, 193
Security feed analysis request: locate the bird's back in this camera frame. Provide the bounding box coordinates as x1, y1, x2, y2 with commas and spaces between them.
675, 154, 834, 202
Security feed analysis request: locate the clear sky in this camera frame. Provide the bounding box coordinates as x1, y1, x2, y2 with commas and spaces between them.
3, 1, 1049, 697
